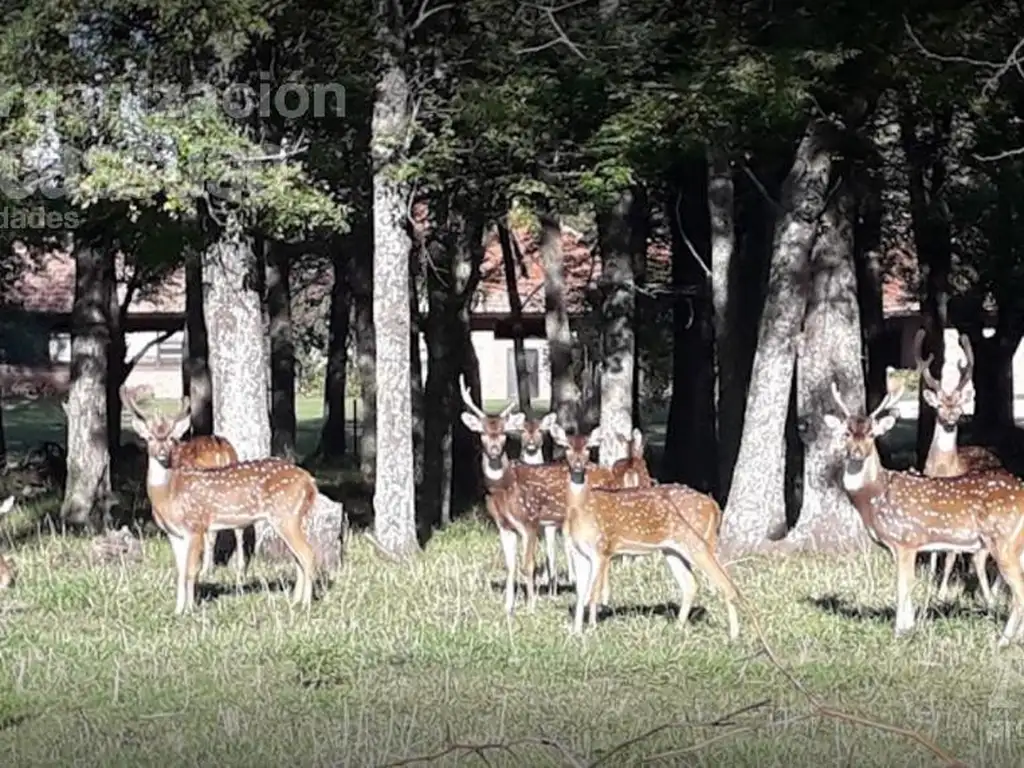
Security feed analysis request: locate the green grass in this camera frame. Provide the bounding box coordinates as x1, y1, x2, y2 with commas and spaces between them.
0, 513, 1022, 767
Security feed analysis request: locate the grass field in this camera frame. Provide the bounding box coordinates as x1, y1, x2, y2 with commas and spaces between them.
0, 396, 1022, 766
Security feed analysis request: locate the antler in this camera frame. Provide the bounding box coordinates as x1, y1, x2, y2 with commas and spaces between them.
458, 375, 486, 419
869, 380, 906, 420
120, 385, 148, 421
829, 381, 852, 418
913, 328, 941, 391
956, 333, 974, 392
498, 399, 518, 418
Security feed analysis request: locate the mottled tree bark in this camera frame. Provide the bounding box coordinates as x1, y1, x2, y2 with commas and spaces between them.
318, 244, 351, 460
597, 186, 645, 465
61, 233, 114, 531
708, 147, 738, 497
788, 176, 871, 551
663, 159, 716, 493
370, 38, 419, 557
722, 120, 833, 555
410, 247, 425, 488
352, 244, 376, 482
267, 241, 296, 460
539, 202, 580, 435
183, 250, 213, 436
853, 161, 888, 412
498, 220, 532, 411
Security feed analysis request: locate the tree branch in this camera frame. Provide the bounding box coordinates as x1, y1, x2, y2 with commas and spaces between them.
516, 0, 589, 59
407, 0, 454, 32
974, 145, 1024, 162
119, 329, 177, 385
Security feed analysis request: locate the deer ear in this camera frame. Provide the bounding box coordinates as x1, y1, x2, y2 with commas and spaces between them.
505, 412, 526, 432
586, 426, 603, 448
460, 412, 484, 433
822, 414, 844, 433
549, 423, 569, 446
872, 413, 897, 436
539, 412, 557, 431
130, 416, 151, 441
0, 496, 13, 515
921, 388, 940, 409
170, 413, 191, 440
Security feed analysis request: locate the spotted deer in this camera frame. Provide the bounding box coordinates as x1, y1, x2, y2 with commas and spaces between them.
512, 410, 565, 589
548, 423, 740, 637
825, 380, 1024, 641
0, 495, 15, 589
123, 392, 319, 614
611, 428, 653, 489
914, 330, 1005, 604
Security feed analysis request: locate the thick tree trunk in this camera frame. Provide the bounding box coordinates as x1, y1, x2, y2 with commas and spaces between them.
0, 392, 6, 469
901, 106, 953, 468
708, 147, 738, 497
370, 48, 419, 557
663, 160, 716, 493
352, 246, 376, 482
722, 120, 833, 555
498, 221, 532, 411
183, 250, 213, 436
106, 289, 125, 455
787, 176, 871, 551
318, 246, 351, 460
597, 186, 644, 465
853, 159, 888, 411
539, 202, 580, 435
410, 253, 425, 488
971, 332, 1019, 439
267, 242, 296, 460
61, 235, 114, 531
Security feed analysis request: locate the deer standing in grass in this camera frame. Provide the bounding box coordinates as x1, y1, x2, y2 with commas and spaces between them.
549, 423, 740, 638
0, 495, 15, 589
825, 380, 1024, 642
914, 330, 1005, 605
123, 391, 318, 614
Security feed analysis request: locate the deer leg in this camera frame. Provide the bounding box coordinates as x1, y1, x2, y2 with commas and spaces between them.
200, 531, 216, 578
233, 528, 248, 589
278, 518, 316, 609
664, 552, 697, 626
570, 544, 595, 635
937, 553, 956, 601
988, 539, 1024, 647
542, 525, 558, 596
168, 533, 192, 615
183, 531, 205, 613
522, 528, 540, 612
589, 554, 610, 628
972, 550, 996, 609
894, 547, 918, 637
562, 528, 576, 585
677, 544, 741, 642
497, 526, 518, 615
928, 552, 939, 586
599, 565, 611, 608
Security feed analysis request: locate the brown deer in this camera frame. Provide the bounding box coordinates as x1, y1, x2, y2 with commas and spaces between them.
512, 411, 566, 589
825, 379, 1024, 641
914, 330, 1005, 604
611, 428, 653, 489
548, 423, 740, 637
0, 495, 15, 589
123, 392, 319, 614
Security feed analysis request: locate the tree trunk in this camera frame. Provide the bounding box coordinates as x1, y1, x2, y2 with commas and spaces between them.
451, 294, 483, 513
318, 245, 351, 460
61, 234, 114, 531
352, 240, 376, 482
498, 220, 532, 411
663, 160, 717, 493
853, 159, 887, 412
786, 175, 871, 551
410, 251, 425, 488
106, 288, 125, 455
900, 105, 953, 468
539, 202, 580, 435
0, 391, 5, 469
202, 216, 272, 555
597, 186, 644, 465
183, 250, 213, 436
708, 147, 738, 497
722, 120, 833, 555
370, 44, 419, 557
267, 241, 296, 460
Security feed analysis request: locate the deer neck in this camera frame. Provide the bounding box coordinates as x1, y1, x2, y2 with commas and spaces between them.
841, 451, 884, 494
520, 449, 544, 466
925, 422, 961, 475
145, 456, 176, 512
481, 454, 511, 485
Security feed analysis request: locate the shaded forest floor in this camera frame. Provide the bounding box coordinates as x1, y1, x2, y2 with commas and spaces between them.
2, 395, 1024, 765
0, 514, 1022, 767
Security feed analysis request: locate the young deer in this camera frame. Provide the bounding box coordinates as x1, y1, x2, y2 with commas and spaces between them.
549, 423, 741, 638
825, 380, 1024, 640
913, 330, 1005, 603
124, 395, 319, 614
0, 495, 15, 589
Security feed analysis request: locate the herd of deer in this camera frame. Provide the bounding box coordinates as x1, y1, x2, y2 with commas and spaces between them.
2, 329, 1024, 647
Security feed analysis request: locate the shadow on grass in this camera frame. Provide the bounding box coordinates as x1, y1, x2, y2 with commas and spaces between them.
803, 592, 1006, 624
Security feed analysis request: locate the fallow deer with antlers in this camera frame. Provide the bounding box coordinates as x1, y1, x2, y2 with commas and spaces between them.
0, 495, 16, 589
913, 330, 1005, 604
825, 379, 1024, 642
548, 423, 740, 637
123, 391, 319, 614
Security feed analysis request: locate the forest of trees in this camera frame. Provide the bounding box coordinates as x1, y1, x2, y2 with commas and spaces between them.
0, 1, 1023, 559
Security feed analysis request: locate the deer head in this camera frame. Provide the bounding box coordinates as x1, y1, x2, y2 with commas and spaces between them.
549, 423, 602, 484
914, 329, 976, 429
518, 412, 557, 463
823, 381, 904, 489
457, 375, 524, 463
121, 387, 191, 467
